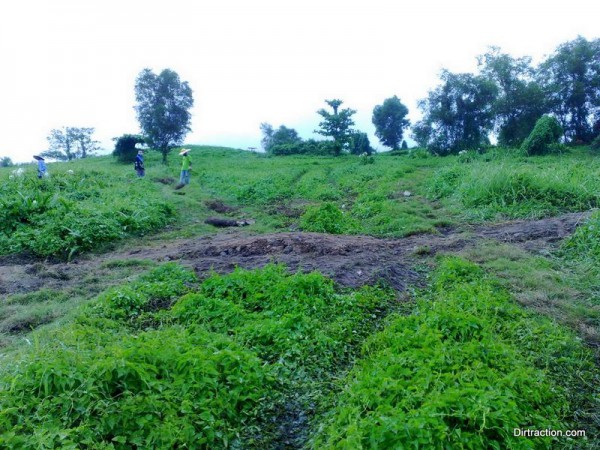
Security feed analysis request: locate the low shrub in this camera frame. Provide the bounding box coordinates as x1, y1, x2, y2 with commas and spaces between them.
0, 263, 396, 448
521, 115, 563, 156
90, 263, 197, 324
172, 264, 392, 377
299, 202, 357, 234
0, 325, 271, 449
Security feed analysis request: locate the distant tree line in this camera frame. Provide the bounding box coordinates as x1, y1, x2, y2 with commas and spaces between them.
260, 97, 410, 156
414, 36, 600, 155
41, 36, 600, 162
261, 35, 600, 157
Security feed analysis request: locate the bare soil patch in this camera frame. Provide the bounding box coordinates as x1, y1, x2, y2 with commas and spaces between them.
204, 199, 238, 214
0, 211, 589, 299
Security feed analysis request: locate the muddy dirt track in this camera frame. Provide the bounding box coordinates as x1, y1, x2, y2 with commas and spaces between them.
0, 211, 590, 297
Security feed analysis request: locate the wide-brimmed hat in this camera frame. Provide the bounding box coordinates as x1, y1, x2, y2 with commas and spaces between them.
33, 155, 45, 161
178, 148, 190, 155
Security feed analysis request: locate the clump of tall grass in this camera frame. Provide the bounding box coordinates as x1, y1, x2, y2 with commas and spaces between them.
561, 210, 600, 269
429, 160, 600, 219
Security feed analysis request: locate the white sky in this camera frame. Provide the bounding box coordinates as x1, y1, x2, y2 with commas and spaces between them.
1, 0, 598, 162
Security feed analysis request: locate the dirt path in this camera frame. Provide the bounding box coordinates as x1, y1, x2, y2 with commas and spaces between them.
0, 211, 590, 297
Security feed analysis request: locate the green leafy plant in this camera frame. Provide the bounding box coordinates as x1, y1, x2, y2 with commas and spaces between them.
521, 115, 563, 155
311, 257, 598, 449
299, 202, 357, 234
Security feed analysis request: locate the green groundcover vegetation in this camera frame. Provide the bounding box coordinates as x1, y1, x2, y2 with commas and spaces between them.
1, 146, 600, 448
0, 168, 173, 259
311, 257, 599, 449
2, 145, 600, 259
0, 259, 597, 449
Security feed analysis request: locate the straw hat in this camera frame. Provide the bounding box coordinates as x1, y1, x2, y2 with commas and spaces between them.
178, 148, 190, 155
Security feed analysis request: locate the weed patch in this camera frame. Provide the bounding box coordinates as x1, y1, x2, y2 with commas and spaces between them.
0, 263, 396, 448
0, 172, 174, 259
312, 257, 599, 449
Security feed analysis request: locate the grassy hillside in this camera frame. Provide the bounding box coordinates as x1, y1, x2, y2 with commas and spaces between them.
1, 146, 599, 448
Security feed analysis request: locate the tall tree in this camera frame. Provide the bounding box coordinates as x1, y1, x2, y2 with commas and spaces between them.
537, 36, 600, 143
134, 68, 194, 163
478, 47, 546, 146
315, 99, 356, 156
372, 96, 410, 150
71, 127, 100, 158
41, 127, 100, 161
414, 70, 498, 155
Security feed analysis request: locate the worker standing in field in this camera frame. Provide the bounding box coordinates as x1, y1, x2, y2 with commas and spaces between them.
134, 150, 145, 177
179, 148, 192, 186
33, 155, 47, 179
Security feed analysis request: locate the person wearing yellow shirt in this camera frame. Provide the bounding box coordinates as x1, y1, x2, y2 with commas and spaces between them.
179, 148, 192, 185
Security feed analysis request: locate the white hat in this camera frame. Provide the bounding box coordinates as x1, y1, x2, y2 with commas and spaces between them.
178, 148, 190, 155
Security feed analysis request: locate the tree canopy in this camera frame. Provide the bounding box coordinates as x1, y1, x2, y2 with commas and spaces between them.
478, 48, 546, 147
412, 36, 600, 154
372, 96, 410, 150
260, 123, 302, 153
414, 71, 498, 155
315, 99, 356, 156
112, 134, 147, 163
41, 127, 100, 161
0, 157, 13, 167
538, 36, 600, 144
134, 68, 194, 163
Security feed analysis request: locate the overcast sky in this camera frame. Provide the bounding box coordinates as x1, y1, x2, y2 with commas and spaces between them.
1, 0, 599, 163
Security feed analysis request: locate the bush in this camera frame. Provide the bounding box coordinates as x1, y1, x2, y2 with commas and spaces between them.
270, 140, 337, 156
0, 157, 13, 167
0, 263, 396, 448
0, 325, 271, 449
521, 115, 563, 155
0, 172, 175, 259
299, 202, 356, 234
112, 134, 147, 163
358, 153, 375, 165
561, 210, 600, 265
349, 132, 374, 156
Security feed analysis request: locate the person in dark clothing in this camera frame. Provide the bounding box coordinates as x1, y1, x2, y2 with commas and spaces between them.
134, 150, 145, 177
34, 155, 47, 179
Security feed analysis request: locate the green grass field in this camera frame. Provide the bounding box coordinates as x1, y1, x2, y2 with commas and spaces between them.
0, 146, 599, 448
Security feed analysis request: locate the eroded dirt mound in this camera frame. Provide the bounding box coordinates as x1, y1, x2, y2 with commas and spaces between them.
180, 232, 421, 291
0, 211, 591, 297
